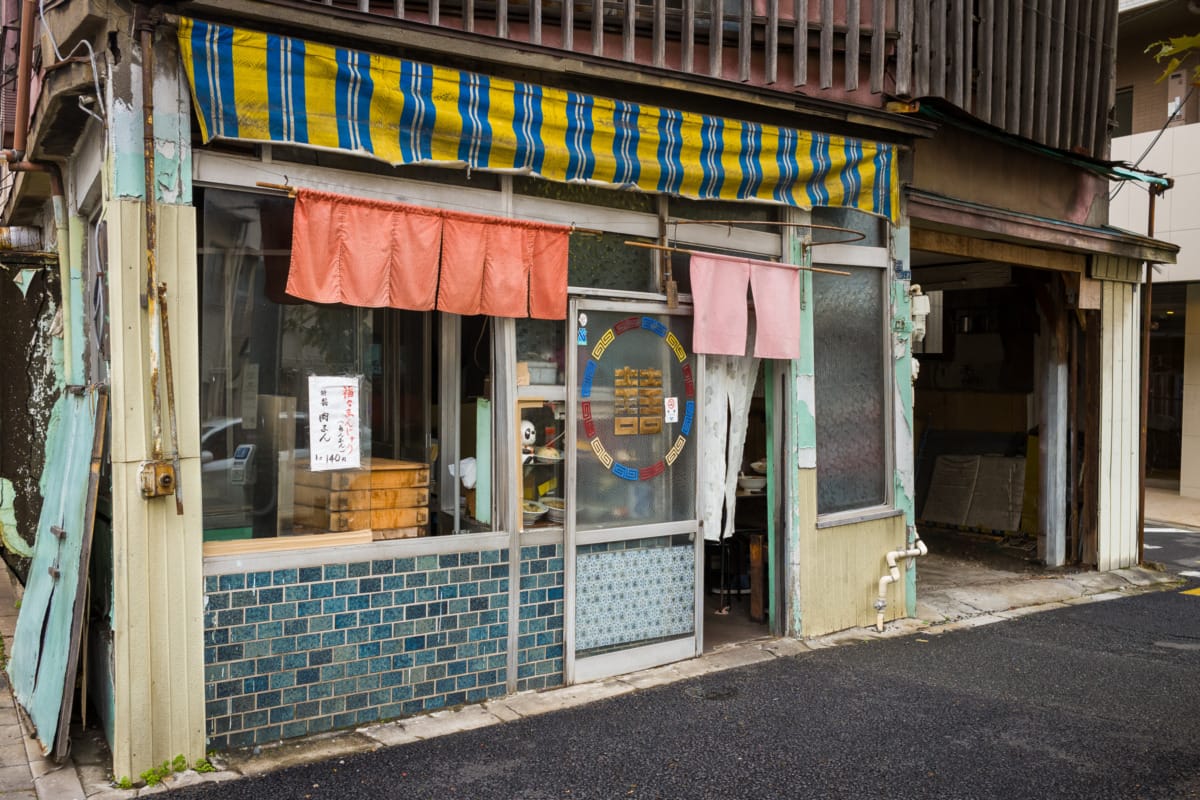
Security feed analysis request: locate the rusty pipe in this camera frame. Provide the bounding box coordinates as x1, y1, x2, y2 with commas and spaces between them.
138, 11, 164, 461
4, 0, 36, 163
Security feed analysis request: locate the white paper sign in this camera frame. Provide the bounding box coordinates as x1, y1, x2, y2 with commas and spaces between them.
308, 375, 362, 471
664, 396, 679, 424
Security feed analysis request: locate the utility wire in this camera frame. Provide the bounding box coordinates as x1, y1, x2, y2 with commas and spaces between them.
1110, 83, 1195, 201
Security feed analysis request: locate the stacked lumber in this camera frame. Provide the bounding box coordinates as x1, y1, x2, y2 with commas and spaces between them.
294, 458, 430, 540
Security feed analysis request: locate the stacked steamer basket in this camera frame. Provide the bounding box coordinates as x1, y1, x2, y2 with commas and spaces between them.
293, 458, 430, 540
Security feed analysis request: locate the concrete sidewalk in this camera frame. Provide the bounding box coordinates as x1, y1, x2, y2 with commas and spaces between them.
0, 568, 88, 800
64, 564, 1179, 797
1145, 486, 1200, 530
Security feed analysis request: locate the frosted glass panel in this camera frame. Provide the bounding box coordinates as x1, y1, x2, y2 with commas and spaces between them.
575, 311, 697, 529
813, 266, 887, 513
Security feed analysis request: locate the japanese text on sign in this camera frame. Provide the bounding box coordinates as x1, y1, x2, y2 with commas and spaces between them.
613, 366, 663, 435
308, 375, 361, 471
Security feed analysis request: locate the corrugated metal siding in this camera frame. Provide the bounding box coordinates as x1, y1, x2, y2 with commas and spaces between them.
107, 200, 205, 777
1097, 280, 1140, 571
797, 469, 907, 637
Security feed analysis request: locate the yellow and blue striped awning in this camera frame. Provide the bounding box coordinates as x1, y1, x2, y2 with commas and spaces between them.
178, 18, 899, 222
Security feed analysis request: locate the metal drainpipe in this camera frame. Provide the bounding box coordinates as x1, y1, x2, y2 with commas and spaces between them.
137, 10, 164, 463
1137, 182, 1169, 565
1, 2, 71, 380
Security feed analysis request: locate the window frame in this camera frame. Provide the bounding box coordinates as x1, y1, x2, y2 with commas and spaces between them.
809, 239, 895, 524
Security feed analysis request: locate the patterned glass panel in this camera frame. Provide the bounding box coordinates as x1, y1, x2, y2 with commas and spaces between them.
575, 534, 695, 654
813, 265, 887, 513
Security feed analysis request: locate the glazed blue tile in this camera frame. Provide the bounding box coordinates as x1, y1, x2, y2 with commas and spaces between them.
255, 655, 282, 674
321, 631, 346, 648
323, 598, 346, 614
296, 634, 321, 651
309, 582, 334, 599
323, 564, 347, 581
216, 644, 243, 661
257, 587, 283, 605
335, 580, 359, 596
346, 595, 369, 611
284, 584, 309, 602
270, 671, 296, 690
272, 568, 298, 586
347, 561, 370, 578
282, 653, 307, 670
296, 667, 320, 685
230, 590, 256, 608
271, 603, 297, 621
299, 566, 323, 583
245, 606, 270, 623
346, 627, 369, 644
218, 574, 245, 592
371, 591, 393, 608
334, 613, 356, 629
270, 637, 296, 654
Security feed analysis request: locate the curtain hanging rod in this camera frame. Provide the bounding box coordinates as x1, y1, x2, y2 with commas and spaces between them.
624, 241, 851, 276
253, 180, 609, 235
666, 219, 867, 246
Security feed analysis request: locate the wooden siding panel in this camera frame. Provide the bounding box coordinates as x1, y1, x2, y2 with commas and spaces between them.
896, 0, 912, 95
992, 0, 1008, 130
820, 0, 834, 88
976, 0, 993, 123
870, 0, 885, 93
846, 0, 861, 91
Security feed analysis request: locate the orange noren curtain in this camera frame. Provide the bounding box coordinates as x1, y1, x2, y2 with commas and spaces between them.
286, 188, 570, 319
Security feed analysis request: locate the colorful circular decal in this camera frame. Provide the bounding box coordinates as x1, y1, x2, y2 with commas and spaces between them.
580, 316, 695, 481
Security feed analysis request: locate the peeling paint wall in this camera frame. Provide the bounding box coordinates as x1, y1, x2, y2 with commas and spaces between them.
0, 263, 62, 581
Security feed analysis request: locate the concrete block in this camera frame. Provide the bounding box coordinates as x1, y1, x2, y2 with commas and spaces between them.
502, 681, 633, 718
759, 638, 811, 658
31, 763, 84, 800
226, 732, 376, 777
382, 705, 500, 741
479, 700, 522, 723
0, 764, 34, 795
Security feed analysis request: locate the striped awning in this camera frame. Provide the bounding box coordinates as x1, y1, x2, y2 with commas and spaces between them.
178, 18, 899, 222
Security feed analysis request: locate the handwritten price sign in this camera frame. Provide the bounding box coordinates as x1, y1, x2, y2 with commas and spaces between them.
308, 375, 362, 471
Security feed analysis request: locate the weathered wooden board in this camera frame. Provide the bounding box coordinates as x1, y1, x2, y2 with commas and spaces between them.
293, 504, 429, 532
293, 485, 428, 512
372, 526, 427, 541
294, 458, 429, 491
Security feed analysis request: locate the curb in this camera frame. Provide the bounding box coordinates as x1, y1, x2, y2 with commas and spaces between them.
89, 564, 1174, 795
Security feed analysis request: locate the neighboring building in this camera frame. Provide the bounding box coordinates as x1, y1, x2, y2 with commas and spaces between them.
0, 0, 1174, 781
1112, 0, 1200, 498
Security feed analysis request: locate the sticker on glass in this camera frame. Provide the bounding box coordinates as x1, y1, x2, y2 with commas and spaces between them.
578, 312, 588, 327
664, 396, 679, 424
577, 327, 588, 346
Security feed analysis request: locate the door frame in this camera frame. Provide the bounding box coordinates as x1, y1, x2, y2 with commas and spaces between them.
564, 297, 705, 684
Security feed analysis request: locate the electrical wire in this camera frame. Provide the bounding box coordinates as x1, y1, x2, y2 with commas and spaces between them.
1110, 83, 1195, 201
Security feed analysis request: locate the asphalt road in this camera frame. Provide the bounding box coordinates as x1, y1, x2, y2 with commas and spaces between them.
175, 585, 1200, 800
1145, 520, 1200, 579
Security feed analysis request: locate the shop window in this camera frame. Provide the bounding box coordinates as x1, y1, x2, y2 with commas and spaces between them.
198, 188, 499, 548
568, 231, 659, 294
515, 318, 567, 530
812, 264, 888, 514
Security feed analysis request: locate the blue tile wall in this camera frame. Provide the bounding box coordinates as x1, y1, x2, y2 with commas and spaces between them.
204, 549, 509, 749
517, 543, 565, 691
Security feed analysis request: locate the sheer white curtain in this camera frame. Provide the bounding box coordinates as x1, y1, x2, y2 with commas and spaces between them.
699, 346, 759, 542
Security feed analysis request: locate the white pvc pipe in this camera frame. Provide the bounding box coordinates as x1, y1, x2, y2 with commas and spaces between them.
874, 531, 928, 632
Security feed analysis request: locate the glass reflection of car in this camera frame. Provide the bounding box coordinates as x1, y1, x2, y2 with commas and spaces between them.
200, 414, 309, 527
